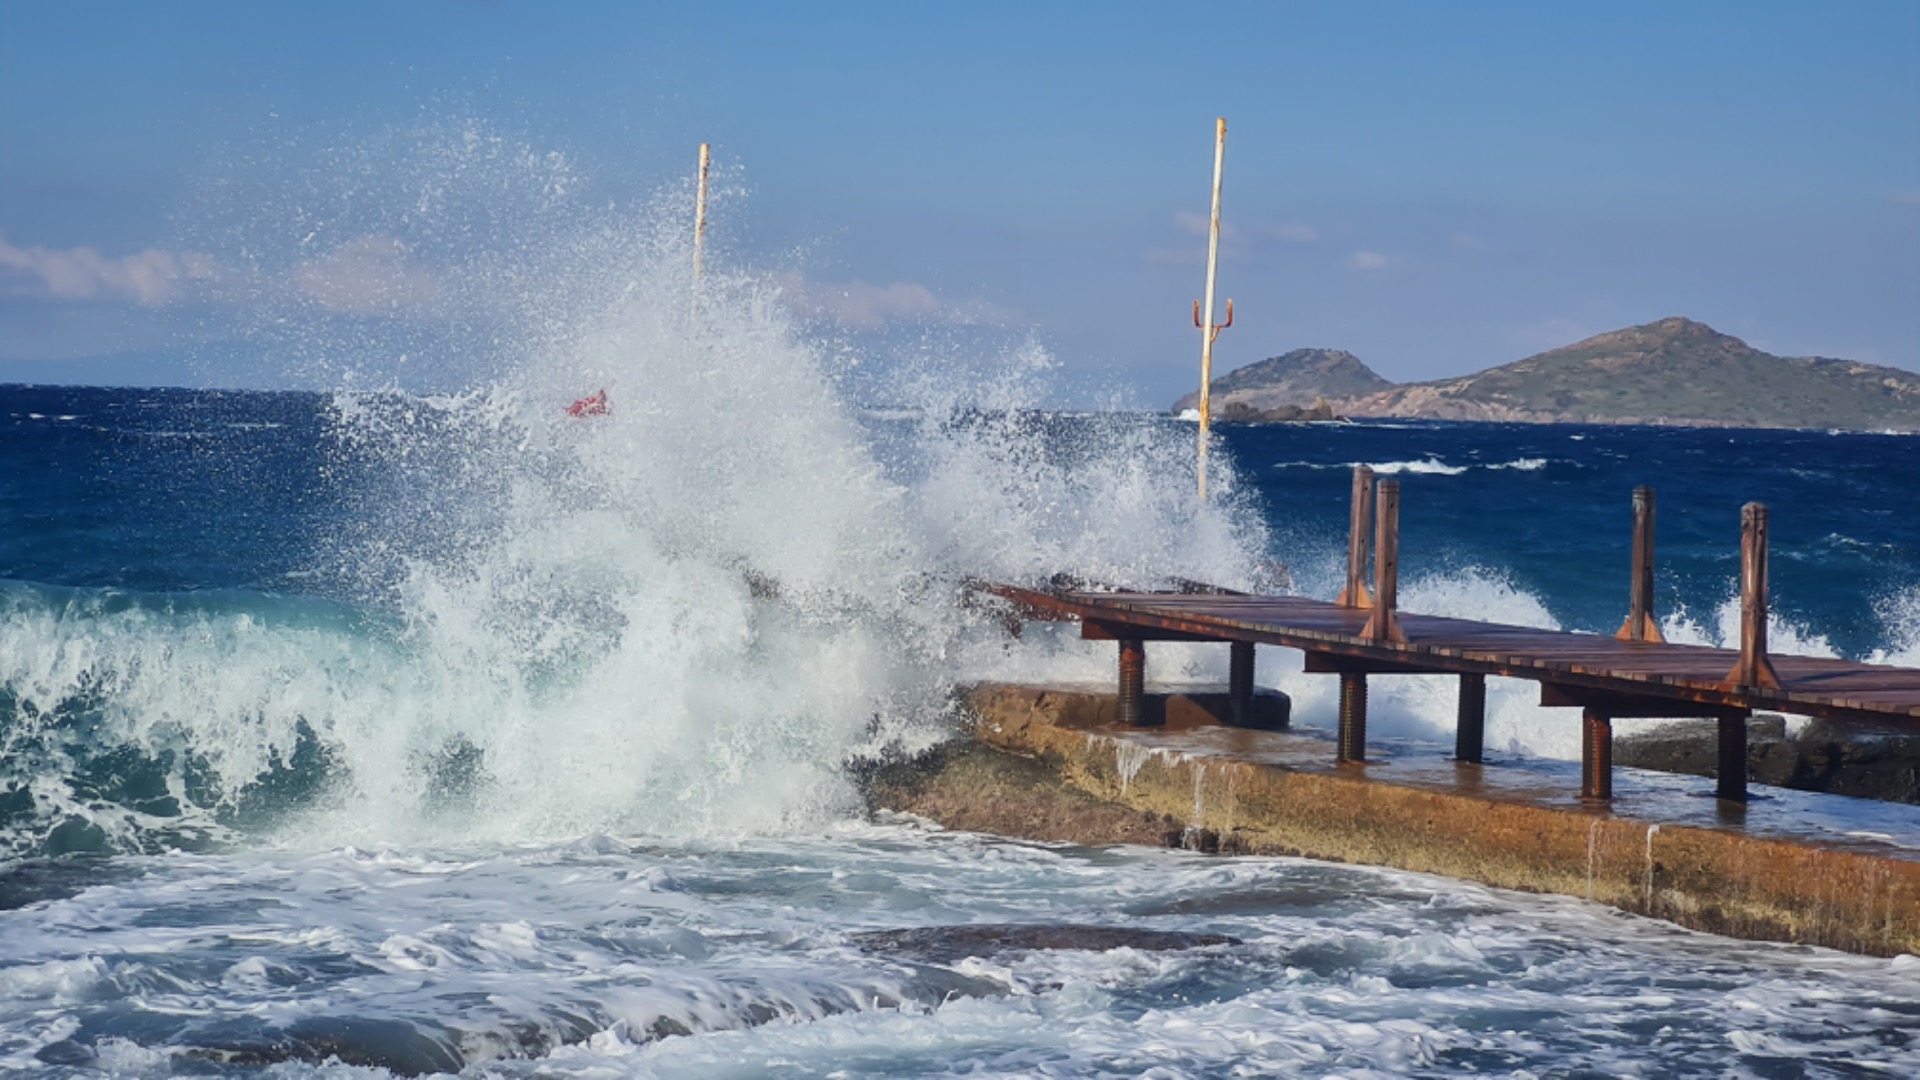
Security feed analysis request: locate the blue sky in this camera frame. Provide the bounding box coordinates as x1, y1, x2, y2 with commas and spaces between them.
1, 0, 1915, 402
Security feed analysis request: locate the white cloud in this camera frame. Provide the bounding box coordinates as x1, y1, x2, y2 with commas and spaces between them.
293, 234, 443, 316
774, 272, 1019, 329
1347, 250, 1395, 271
1150, 212, 1316, 265
1172, 210, 1212, 238
0, 234, 217, 306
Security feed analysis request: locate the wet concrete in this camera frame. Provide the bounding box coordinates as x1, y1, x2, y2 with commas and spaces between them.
870, 683, 1920, 958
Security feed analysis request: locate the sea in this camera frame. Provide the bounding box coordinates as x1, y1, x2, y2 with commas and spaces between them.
4, 132, 1920, 1076
5, 380, 1920, 1078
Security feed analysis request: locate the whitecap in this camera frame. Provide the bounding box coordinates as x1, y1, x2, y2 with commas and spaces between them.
1363, 458, 1467, 476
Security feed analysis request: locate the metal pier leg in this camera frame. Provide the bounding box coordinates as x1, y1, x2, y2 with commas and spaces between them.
1581, 707, 1613, 802
1717, 713, 1750, 801
1228, 642, 1255, 727
1338, 672, 1368, 763
1455, 673, 1486, 764
1117, 638, 1146, 727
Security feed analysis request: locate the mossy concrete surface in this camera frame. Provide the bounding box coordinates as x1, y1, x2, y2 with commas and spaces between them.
868, 683, 1920, 958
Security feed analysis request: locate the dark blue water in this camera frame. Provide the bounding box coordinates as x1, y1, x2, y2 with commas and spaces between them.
6, 383, 1920, 1077
1, 386, 352, 594
10, 386, 1916, 654
1231, 419, 1920, 656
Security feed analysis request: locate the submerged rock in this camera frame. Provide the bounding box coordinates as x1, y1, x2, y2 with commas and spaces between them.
852, 924, 1238, 963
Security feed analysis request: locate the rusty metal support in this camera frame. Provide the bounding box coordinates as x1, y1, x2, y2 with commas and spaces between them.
1617, 485, 1664, 643
1360, 478, 1408, 644
1117, 638, 1147, 727
1455, 673, 1486, 764
1581, 707, 1613, 802
1725, 502, 1783, 690
1228, 641, 1255, 727
1337, 672, 1368, 763
1336, 466, 1375, 608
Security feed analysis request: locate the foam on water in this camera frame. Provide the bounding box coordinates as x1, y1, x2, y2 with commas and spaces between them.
6, 122, 1920, 1076
3, 823, 1915, 1077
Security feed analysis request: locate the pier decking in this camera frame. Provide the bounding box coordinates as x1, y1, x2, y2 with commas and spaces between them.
996, 587, 1920, 725
987, 470, 1920, 804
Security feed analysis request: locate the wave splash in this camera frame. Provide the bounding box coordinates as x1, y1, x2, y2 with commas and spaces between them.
0, 125, 1271, 856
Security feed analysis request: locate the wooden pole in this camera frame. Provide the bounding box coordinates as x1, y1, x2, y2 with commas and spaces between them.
1725, 502, 1782, 690
1195, 118, 1229, 502
692, 143, 711, 312
1336, 466, 1375, 608
1360, 478, 1407, 644
1617, 485, 1664, 643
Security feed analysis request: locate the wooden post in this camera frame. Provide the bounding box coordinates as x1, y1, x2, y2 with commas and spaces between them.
1117, 638, 1147, 727
692, 143, 711, 312
1228, 641, 1255, 727
1194, 117, 1230, 502
1616, 485, 1664, 643
1337, 671, 1367, 763
1717, 713, 1750, 801
1360, 478, 1407, 644
1335, 466, 1374, 608
1455, 673, 1486, 764
1724, 502, 1783, 690
1581, 707, 1613, 801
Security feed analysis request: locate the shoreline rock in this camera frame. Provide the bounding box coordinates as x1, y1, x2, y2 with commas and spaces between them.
1616, 715, 1920, 804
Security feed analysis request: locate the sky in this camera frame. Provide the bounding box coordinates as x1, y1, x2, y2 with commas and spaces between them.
1, 0, 1915, 404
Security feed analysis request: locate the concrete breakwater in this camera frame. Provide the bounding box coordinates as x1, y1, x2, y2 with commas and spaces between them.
866, 684, 1920, 958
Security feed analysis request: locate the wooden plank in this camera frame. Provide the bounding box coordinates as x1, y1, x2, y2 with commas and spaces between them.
997, 587, 1920, 730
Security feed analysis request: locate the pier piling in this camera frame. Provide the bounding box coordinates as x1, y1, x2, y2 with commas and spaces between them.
1727, 502, 1783, 690
1581, 707, 1613, 801
1617, 485, 1664, 643
1718, 714, 1750, 801
1229, 641, 1256, 727
1456, 673, 1487, 764
1336, 466, 1375, 608
1360, 478, 1407, 644
1117, 638, 1147, 727
1338, 672, 1369, 763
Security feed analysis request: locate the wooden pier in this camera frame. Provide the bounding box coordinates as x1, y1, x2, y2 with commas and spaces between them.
990, 469, 1920, 804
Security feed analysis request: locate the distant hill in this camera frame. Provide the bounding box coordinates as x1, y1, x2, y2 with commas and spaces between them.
1171, 349, 1390, 415
1174, 318, 1920, 431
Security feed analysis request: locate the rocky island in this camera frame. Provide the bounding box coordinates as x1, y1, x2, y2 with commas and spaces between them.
1176, 317, 1920, 431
